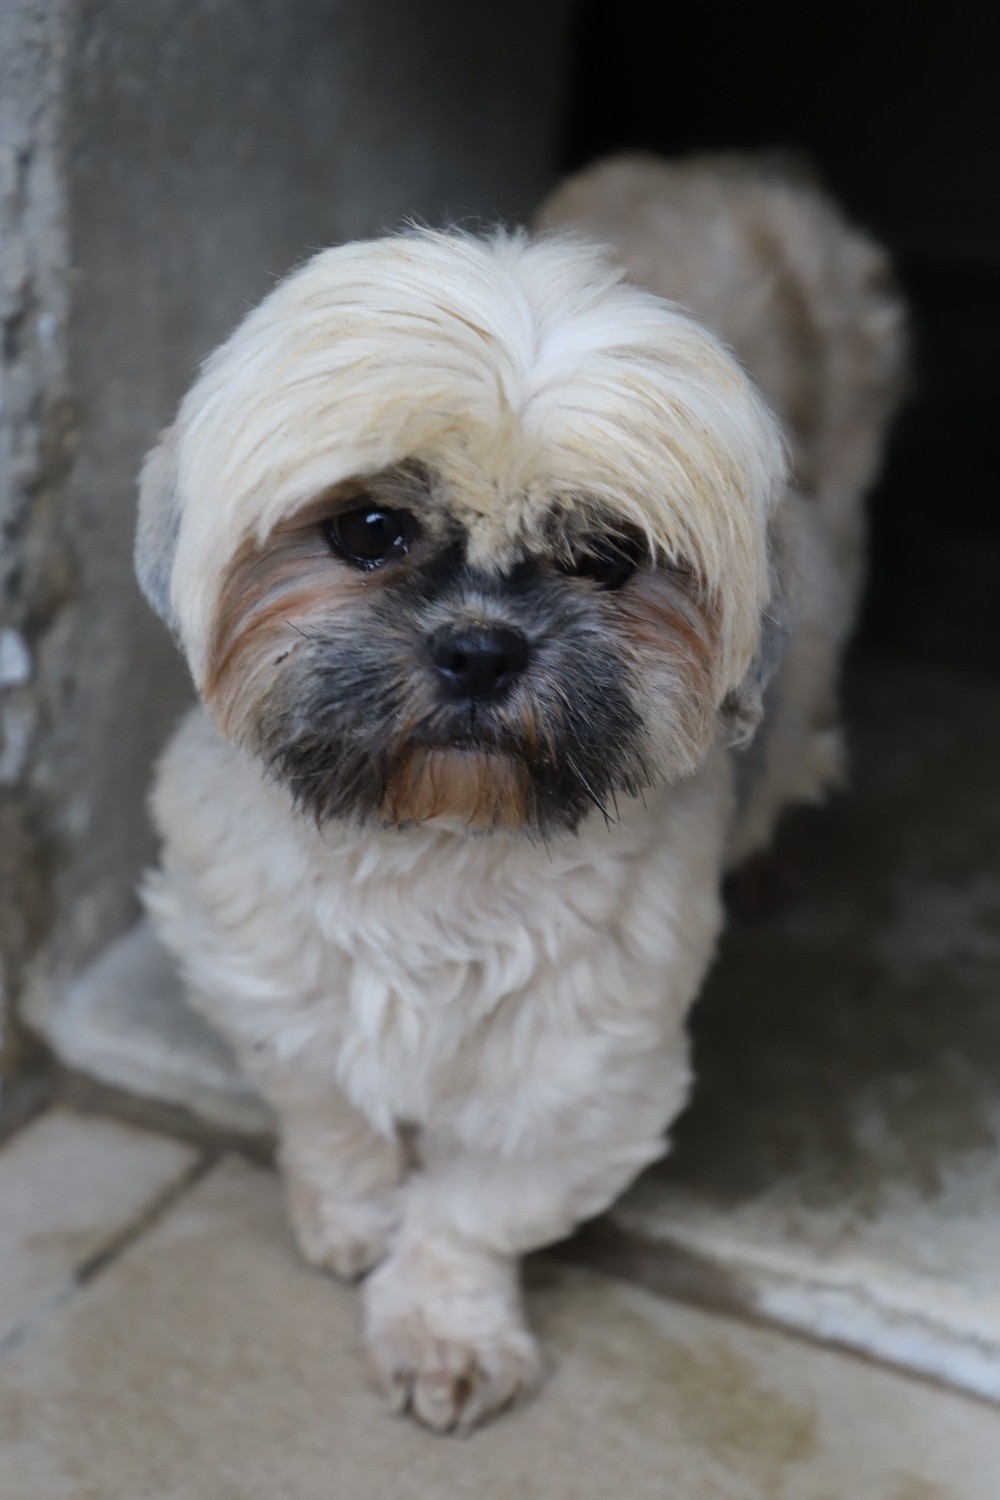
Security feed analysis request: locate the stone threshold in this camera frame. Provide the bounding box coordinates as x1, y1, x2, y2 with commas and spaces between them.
26, 919, 273, 1137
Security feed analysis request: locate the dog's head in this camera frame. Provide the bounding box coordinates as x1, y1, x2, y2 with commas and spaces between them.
137, 230, 787, 835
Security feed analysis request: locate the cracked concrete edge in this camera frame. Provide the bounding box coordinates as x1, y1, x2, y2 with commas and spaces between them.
604, 1205, 1000, 1405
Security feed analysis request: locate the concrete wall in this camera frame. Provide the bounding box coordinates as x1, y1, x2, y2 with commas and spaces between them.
0, 0, 73, 1072
0, 0, 571, 1072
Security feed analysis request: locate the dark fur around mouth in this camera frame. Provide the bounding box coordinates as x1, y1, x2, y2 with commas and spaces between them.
254, 547, 651, 836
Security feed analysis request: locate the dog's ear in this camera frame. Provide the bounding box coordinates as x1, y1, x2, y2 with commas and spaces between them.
135, 426, 181, 633
718, 504, 798, 748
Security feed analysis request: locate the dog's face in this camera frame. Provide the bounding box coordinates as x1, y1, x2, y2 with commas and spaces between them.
137, 231, 787, 835
206, 461, 716, 833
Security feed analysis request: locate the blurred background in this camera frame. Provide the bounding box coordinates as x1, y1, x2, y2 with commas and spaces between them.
1, 0, 998, 1443
565, 0, 999, 674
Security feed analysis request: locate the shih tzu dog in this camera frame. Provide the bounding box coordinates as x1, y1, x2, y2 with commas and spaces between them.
136, 154, 905, 1432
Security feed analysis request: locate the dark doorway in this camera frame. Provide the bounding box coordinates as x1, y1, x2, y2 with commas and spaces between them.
562, 2, 999, 671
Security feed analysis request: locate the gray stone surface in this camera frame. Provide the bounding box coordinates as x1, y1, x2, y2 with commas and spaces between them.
1, 0, 571, 1063
0, 0, 74, 1071
30, 919, 273, 1134
0, 1107, 197, 1351
601, 657, 1000, 1401
3, 1153, 999, 1500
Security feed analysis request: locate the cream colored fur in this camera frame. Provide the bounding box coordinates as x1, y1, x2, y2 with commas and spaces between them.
539, 154, 907, 858
146, 712, 726, 1428
140, 156, 904, 1431
150, 227, 783, 700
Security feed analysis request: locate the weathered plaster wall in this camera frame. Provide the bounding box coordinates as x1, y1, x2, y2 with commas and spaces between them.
1, 0, 571, 1071
0, 0, 74, 1072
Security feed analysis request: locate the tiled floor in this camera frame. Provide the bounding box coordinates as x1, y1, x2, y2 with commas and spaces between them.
2, 1108, 998, 1499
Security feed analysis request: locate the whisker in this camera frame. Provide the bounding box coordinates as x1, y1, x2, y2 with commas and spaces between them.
566, 753, 613, 827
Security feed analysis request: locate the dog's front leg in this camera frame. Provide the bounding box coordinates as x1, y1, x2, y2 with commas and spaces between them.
364, 1197, 538, 1434
363, 1049, 684, 1431
279, 1096, 405, 1281
238, 1056, 406, 1280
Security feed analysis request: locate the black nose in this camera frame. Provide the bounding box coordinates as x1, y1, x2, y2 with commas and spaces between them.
428, 624, 530, 701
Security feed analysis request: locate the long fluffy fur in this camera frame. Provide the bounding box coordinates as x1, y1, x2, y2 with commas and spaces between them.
155, 227, 784, 698
539, 153, 908, 857
138, 156, 904, 1431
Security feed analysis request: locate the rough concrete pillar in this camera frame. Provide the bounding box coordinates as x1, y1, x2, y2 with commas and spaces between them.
1, 0, 72, 1076
0, 0, 572, 1079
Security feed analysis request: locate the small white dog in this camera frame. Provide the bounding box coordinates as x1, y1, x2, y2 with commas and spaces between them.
136, 154, 904, 1431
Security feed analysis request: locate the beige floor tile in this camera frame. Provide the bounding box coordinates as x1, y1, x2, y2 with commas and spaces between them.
0, 1108, 198, 1348
1, 1155, 998, 1500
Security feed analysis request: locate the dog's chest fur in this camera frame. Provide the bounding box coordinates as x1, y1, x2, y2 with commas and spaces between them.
148, 707, 731, 1139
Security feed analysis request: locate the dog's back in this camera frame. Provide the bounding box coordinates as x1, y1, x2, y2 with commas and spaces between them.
539, 153, 908, 859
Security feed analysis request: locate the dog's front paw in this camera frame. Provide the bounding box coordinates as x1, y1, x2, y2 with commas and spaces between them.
285, 1171, 397, 1280
363, 1239, 541, 1432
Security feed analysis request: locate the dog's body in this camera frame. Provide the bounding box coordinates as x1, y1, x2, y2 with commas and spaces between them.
139, 156, 904, 1431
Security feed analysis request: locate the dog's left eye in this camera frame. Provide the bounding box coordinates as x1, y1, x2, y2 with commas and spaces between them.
558, 530, 646, 590
322, 506, 420, 570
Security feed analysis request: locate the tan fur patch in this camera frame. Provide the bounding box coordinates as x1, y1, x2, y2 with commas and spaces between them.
608, 569, 719, 762
381, 747, 530, 830
205, 483, 405, 741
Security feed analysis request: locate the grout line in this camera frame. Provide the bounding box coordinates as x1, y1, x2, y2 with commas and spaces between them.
75, 1150, 220, 1289
0, 1149, 219, 1364
58, 1066, 276, 1165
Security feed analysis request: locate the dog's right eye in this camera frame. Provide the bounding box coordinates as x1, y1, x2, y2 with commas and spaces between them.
322, 506, 420, 570
556, 528, 647, 591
